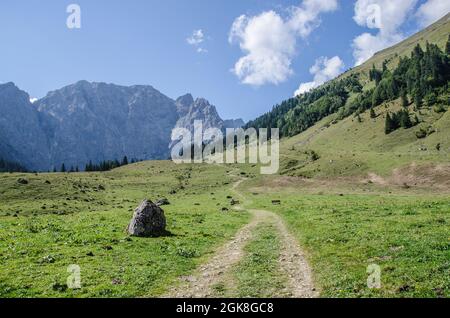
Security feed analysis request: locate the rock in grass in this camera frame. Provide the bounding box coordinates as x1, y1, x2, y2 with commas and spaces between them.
42, 255, 55, 263
127, 199, 166, 237
17, 178, 28, 185
230, 199, 240, 206
155, 198, 170, 206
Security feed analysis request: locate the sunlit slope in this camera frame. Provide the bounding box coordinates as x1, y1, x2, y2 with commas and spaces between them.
279, 98, 450, 178
277, 14, 450, 179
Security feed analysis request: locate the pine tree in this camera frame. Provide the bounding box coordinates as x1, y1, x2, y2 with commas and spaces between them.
385, 113, 394, 134
122, 156, 128, 166
401, 89, 409, 107
369, 64, 382, 85
414, 92, 423, 108
399, 110, 412, 128
61, 163, 66, 173
382, 60, 388, 73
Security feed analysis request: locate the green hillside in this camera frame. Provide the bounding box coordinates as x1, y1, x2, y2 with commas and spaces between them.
247, 14, 450, 182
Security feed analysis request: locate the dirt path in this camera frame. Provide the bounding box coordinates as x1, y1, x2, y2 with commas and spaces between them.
164, 175, 317, 298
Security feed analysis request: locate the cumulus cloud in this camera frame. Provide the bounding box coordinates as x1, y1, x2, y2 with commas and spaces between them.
187, 29, 208, 53
30, 97, 38, 104
352, 0, 417, 66
229, 0, 338, 86
416, 0, 450, 28
294, 56, 344, 96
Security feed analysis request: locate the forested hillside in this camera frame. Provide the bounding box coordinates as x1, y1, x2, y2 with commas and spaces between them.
246, 37, 450, 138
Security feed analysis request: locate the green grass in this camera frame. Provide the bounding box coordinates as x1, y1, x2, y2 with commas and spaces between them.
1, 158, 449, 298
247, 190, 450, 298
279, 99, 450, 178
0, 162, 251, 297
232, 223, 289, 298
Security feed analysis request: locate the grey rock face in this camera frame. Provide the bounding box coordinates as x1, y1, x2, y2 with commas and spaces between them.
127, 199, 167, 237
36, 81, 178, 170
0, 83, 50, 171
175, 93, 194, 116
174, 96, 244, 133
0, 81, 244, 171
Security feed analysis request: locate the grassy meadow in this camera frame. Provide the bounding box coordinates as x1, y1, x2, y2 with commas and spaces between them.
244, 186, 449, 298
0, 162, 252, 297
1, 155, 448, 298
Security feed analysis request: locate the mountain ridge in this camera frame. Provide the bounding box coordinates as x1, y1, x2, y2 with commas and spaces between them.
0, 81, 244, 171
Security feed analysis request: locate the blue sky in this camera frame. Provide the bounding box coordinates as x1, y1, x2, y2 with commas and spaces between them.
0, 0, 448, 121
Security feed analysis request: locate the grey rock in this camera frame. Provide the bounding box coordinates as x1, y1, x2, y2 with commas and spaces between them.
127, 199, 166, 237
230, 199, 240, 205
17, 178, 29, 185
155, 198, 170, 206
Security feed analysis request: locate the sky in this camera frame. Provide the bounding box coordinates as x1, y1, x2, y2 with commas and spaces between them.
0, 0, 448, 121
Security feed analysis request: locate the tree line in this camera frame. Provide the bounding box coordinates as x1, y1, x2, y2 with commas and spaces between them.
57, 156, 141, 173
0, 158, 28, 173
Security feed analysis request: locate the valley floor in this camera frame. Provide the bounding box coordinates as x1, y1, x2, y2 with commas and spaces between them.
0, 161, 449, 298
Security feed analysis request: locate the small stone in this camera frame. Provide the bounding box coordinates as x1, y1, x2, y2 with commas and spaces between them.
17, 178, 28, 185
230, 199, 240, 206
156, 198, 170, 206
42, 255, 55, 263
112, 278, 122, 285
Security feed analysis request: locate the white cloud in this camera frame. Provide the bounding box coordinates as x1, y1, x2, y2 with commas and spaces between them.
229, 0, 338, 86
352, 0, 417, 66
197, 47, 208, 54
187, 29, 208, 53
30, 97, 38, 104
416, 0, 450, 28
187, 29, 204, 45
294, 56, 344, 96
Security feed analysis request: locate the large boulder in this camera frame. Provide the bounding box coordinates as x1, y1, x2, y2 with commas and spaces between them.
127, 199, 166, 237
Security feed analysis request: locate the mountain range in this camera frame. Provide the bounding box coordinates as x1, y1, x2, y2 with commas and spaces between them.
0, 81, 243, 171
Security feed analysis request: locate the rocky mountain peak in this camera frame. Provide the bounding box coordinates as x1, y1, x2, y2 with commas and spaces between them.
0, 83, 244, 171
0, 82, 29, 103
175, 93, 194, 115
